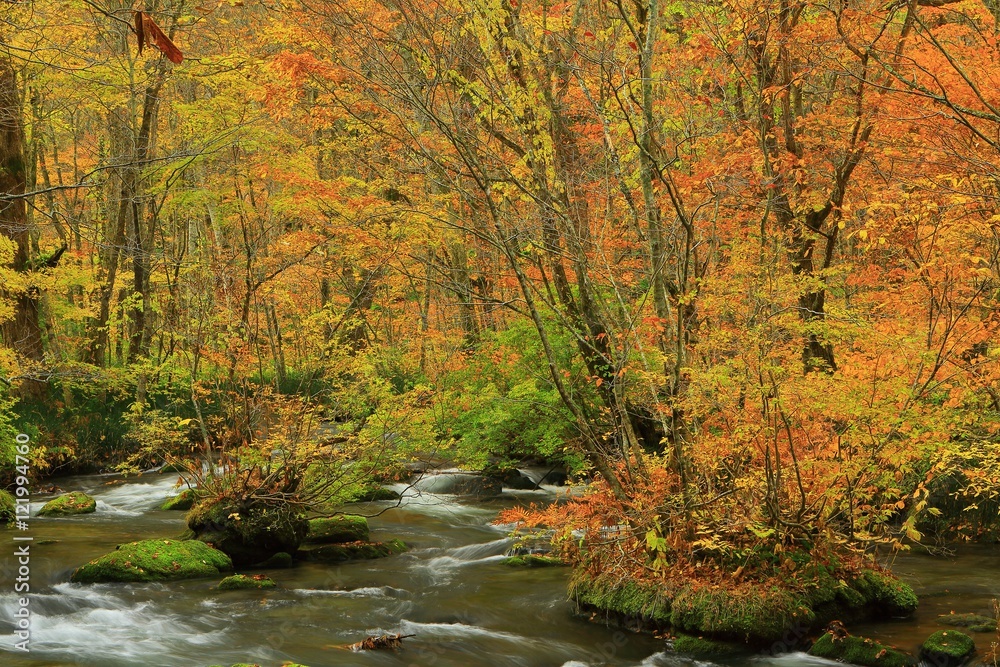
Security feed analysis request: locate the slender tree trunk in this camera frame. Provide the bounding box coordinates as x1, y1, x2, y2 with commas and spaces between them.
1, 55, 46, 398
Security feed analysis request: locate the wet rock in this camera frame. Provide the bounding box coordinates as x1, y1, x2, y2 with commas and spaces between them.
38, 491, 96, 517
298, 539, 408, 563
304, 516, 369, 544
808, 631, 916, 667
187, 498, 308, 567
920, 629, 975, 667
413, 472, 501, 498
71, 538, 232, 583
671, 633, 745, 659
253, 551, 294, 569
218, 574, 277, 590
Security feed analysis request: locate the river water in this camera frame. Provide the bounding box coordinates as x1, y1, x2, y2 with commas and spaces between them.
1, 473, 997, 667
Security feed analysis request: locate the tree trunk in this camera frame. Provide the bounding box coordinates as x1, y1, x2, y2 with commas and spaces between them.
1, 55, 46, 398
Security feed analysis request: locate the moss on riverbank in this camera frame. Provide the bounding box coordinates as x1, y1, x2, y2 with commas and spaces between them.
71, 539, 232, 583
0, 489, 15, 524
502, 554, 564, 567
571, 566, 917, 645
161, 488, 197, 511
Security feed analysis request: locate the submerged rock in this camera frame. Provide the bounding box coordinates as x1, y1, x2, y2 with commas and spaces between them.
936, 612, 996, 633
920, 629, 975, 667
218, 574, 277, 590
298, 539, 407, 564
71, 538, 232, 583
38, 491, 96, 516
304, 516, 369, 544
809, 631, 916, 667
187, 498, 308, 567
161, 488, 197, 511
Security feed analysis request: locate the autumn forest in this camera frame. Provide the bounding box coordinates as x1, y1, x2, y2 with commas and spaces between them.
2, 0, 1000, 664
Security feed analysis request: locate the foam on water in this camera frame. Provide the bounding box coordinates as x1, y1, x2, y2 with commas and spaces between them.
0, 584, 230, 666
294, 586, 410, 598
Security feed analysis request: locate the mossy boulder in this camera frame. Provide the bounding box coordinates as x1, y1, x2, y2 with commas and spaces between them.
0, 489, 15, 524
853, 569, 919, 617
501, 555, 564, 567
672, 633, 745, 658
71, 539, 232, 583
38, 491, 96, 517
350, 486, 401, 502
304, 516, 369, 544
571, 576, 674, 628
218, 574, 277, 590
187, 498, 308, 567
298, 539, 407, 564
920, 629, 975, 667
937, 613, 996, 633
809, 632, 916, 667
161, 488, 197, 511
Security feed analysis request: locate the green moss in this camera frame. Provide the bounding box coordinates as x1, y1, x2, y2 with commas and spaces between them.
854, 570, 918, 617
305, 516, 369, 544
809, 633, 916, 667
254, 552, 294, 569
349, 486, 401, 502
218, 574, 277, 590
501, 555, 564, 567
38, 491, 97, 516
299, 539, 407, 563
670, 584, 814, 643
71, 539, 233, 583
161, 488, 197, 511
571, 576, 673, 625
0, 489, 15, 523
672, 633, 745, 658
920, 630, 975, 667
937, 613, 996, 633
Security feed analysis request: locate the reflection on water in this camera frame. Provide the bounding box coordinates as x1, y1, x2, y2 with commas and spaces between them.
0, 473, 997, 666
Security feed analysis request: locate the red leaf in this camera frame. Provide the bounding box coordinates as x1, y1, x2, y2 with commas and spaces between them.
134, 11, 183, 64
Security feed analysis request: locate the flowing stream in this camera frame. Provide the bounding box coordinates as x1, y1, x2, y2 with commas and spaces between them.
1, 473, 997, 667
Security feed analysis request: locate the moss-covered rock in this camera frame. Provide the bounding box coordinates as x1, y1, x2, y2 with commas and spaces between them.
809, 632, 916, 667
350, 486, 402, 502
936, 613, 996, 633
71, 539, 233, 583
38, 491, 97, 517
670, 584, 814, 643
218, 574, 277, 590
571, 576, 674, 628
187, 498, 308, 567
298, 539, 407, 564
501, 555, 565, 567
853, 569, 919, 617
254, 551, 294, 569
161, 488, 197, 511
304, 516, 369, 544
0, 489, 15, 524
920, 630, 975, 667
672, 633, 745, 658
